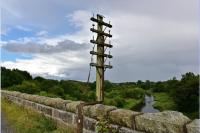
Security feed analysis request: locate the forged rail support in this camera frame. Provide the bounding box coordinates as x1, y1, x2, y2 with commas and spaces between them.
77, 104, 83, 133
76, 101, 102, 133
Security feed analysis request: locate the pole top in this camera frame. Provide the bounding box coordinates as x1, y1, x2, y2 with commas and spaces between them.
97, 14, 104, 19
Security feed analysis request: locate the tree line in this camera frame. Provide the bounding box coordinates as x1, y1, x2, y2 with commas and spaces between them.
1, 67, 199, 118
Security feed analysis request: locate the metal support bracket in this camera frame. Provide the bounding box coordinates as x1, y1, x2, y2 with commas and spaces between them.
76, 101, 102, 133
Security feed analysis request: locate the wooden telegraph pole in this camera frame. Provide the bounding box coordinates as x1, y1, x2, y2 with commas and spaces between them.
90, 14, 113, 102
76, 14, 113, 133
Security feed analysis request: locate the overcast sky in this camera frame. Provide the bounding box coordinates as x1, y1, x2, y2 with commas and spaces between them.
1, 0, 199, 82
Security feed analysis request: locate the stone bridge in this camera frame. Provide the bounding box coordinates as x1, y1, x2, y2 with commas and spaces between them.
1, 90, 199, 133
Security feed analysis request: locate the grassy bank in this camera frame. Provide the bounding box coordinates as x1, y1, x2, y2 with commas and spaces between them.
2, 99, 76, 133
153, 93, 177, 111
153, 92, 198, 119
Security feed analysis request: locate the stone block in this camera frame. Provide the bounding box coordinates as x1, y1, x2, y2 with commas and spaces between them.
44, 98, 72, 110
9, 91, 21, 97
37, 104, 53, 116
119, 127, 144, 133
186, 119, 200, 133
53, 109, 74, 124
83, 117, 97, 131
29, 95, 48, 105
83, 104, 117, 119
65, 101, 84, 113
135, 111, 191, 133
109, 109, 141, 129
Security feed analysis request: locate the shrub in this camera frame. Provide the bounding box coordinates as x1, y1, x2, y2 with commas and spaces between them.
122, 87, 145, 99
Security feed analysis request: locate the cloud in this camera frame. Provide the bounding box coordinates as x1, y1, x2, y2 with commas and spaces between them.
36, 30, 48, 36
1, 49, 90, 80
1, 0, 198, 82
16, 25, 31, 31
3, 39, 89, 54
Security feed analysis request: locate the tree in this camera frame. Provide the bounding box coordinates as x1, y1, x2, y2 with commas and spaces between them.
48, 86, 64, 97
9, 81, 40, 94
171, 73, 199, 114
1, 67, 32, 88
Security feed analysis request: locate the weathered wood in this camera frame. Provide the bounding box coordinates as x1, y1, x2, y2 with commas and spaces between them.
96, 14, 104, 102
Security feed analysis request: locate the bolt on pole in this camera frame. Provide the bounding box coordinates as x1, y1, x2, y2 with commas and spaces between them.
90, 14, 113, 102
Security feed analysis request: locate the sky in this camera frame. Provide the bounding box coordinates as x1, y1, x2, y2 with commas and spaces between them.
0, 0, 199, 82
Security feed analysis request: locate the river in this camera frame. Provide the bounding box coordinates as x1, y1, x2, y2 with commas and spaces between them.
140, 95, 159, 113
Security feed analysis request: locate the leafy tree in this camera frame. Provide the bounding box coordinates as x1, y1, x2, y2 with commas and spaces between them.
144, 80, 151, 90
9, 81, 40, 94
104, 80, 113, 92
171, 73, 199, 113
48, 86, 64, 97
1, 67, 32, 88
40, 79, 59, 92
122, 87, 145, 99
34, 76, 45, 82
152, 81, 167, 92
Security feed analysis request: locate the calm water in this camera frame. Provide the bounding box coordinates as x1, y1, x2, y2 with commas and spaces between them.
140, 95, 160, 113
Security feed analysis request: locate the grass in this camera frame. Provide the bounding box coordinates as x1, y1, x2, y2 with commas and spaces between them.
153, 92, 177, 111
123, 98, 144, 111
104, 97, 144, 112
2, 99, 76, 133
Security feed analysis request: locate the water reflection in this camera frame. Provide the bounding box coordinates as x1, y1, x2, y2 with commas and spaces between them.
141, 95, 159, 113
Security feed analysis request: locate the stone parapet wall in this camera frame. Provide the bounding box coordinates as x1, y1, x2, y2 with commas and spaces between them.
1, 90, 199, 133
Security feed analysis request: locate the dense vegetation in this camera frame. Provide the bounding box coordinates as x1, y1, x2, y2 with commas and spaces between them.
2, 99, 75, 133
1, 67, 199, 119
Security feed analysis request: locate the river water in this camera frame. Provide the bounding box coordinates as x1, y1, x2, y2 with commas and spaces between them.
140, 95, 159, 113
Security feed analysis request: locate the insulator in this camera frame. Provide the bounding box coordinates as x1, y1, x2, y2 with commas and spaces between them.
109, 51, 110, 55
109, 30, 110, 34
109, 40, 111, 44
93, 36, 94, 40
92, 24, 95, 29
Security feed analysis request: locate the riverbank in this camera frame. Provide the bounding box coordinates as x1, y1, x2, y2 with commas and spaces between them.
2, 99, 75, 133
153, 92, 177, 111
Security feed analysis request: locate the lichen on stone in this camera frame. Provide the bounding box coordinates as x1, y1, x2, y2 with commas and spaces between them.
135, 111, 191, 133
83, 104, 117, 119
109, 109, 141, 129
186, 119, 200, 133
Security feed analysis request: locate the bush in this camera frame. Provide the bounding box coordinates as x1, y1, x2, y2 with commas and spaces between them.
48, 86, 64, 97
105, 96, 125, 108
171, 73, 199, 114
122, 87, 145, 99
8, 81, 40, 94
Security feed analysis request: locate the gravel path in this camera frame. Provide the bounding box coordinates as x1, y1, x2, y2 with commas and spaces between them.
1, 111, 15, 133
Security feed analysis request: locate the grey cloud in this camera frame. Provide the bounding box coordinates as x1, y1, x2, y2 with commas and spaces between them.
3, 39, 89, 54
106, 37, 198, 82
2, 0, 198, 82
2, 0, 197, 32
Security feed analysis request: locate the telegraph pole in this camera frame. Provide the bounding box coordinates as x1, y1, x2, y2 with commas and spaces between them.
90, 14, 113, 102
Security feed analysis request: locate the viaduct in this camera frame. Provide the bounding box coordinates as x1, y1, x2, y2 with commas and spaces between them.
1, 90, 199, 133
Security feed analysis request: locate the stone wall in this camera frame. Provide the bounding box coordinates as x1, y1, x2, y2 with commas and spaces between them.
1, 90, 199, 133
